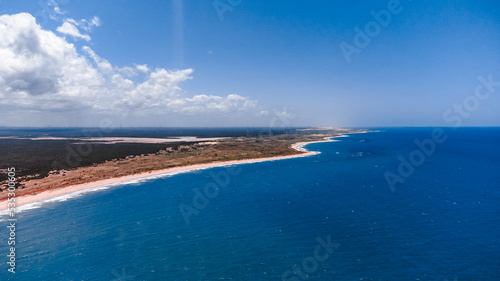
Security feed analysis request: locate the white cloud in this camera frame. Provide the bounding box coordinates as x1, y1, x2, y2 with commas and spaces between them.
135, 64, 149, 73
56, 16, 101, 41
54, 6, 64, 15
274, 109, 296, 120
57, 20, 91, 41
77, 16, 101, 31
0, 13, 262, 125
118, 66, 138, 78
89, 16, 101, 29
47, 0, 66, 19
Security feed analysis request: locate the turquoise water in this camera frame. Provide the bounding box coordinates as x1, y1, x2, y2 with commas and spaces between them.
1, 128, 499, 280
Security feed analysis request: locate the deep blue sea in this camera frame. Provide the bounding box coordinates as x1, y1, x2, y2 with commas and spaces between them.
1, 128, 499, 280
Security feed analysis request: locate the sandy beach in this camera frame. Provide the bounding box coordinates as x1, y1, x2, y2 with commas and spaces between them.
0, 138, 338, 212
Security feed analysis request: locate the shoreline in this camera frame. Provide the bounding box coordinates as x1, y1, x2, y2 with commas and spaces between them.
0, 137, 340, 213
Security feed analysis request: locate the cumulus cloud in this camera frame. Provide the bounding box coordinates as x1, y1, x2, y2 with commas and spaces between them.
135, 64, 149, 73
57, 20, 91, 41
56, 16, 101, 41
0, 13, 261, 125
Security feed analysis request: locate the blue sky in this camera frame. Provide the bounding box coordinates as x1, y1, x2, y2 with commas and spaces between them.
0, 0, 499, 127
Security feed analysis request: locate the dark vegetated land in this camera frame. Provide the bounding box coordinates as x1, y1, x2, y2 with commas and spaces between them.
0, 138, 194, 182
0, 127, 345, 185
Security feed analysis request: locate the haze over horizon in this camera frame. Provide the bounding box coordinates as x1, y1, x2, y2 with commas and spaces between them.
0, 0, 499, 128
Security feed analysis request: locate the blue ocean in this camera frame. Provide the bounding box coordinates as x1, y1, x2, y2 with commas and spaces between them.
1, 128, 499, 280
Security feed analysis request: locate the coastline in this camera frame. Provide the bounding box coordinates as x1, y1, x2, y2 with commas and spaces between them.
0, 137, 339, 213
